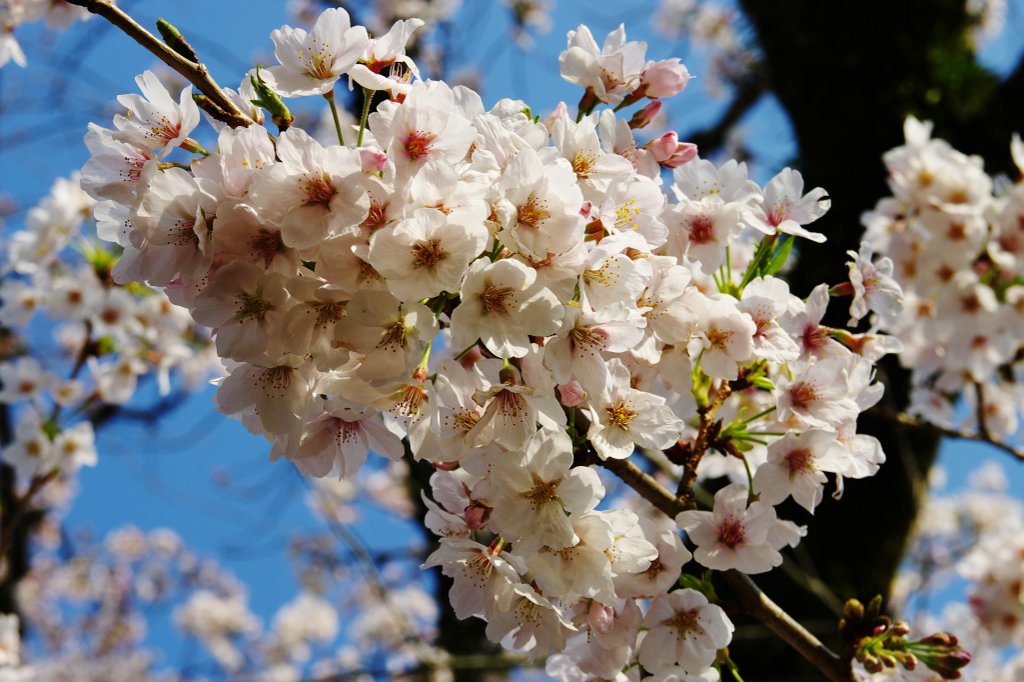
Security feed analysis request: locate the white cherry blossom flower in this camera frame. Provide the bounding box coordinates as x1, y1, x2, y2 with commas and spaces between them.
676, 483, 803, 574
273, 394, 402, 478
753, 429, 846, 513
638, 589, 733, 676
349, 18, 425, 94
585, 358, 684, 460
367, 207, 488, 300
527, 511, 618, 605
247, 127, 369, 250
191, 260, 290, 362
775, 358, 861, 429
368, 81, 476, 178
113, 70, 199, 157
559, 24, 648, 104
486, 429, 604, 552
743, 168, 830, 242
422, 537, 524, 620
485, 583, 576, 658
449, 258, 563, 359
267, 8, 368, 96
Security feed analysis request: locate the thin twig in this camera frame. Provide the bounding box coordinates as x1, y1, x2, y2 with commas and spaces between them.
881, 409, 1024, 463
63, 0, 253, 128
596, 455, 852, 682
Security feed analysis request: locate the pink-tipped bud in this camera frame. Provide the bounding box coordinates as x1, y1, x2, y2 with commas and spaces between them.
579, 200, 594, 220
545, 101, 569, 133
359, 146, 388, 172
648, 132, 699, 168
639, 58, 691, 99
558, 380, 586, 407
628, 100, 662, 129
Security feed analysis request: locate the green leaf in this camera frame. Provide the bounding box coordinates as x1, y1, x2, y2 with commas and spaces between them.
765, 235, 795, 276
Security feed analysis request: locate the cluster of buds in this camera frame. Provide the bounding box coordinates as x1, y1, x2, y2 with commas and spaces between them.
842, 596, 971, 679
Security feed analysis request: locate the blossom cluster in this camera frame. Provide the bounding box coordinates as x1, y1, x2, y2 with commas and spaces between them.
0, 171, 218, 487
859, 117, 1024, 439
78, 8, 904, 679
5, 521, 370, 682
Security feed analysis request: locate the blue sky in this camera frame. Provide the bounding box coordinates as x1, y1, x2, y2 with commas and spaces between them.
2, 0, 1024, 675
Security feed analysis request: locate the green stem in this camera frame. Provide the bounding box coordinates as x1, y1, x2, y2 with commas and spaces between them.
726, 657, 747, 682
736, 405, 777, 427
357, 88, 373, 147
325, 89, 345, 146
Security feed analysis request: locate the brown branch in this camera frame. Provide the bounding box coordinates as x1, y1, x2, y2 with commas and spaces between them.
880, 408, 1024, 464
0, 469, 58, 560
63, 0, 253, 128
596, 455, 852, 682
972, 381, 992, 443
724, 570, 849, 679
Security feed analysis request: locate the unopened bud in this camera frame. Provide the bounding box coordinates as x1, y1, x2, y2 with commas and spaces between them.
638, 58, 691, 99
249, 65, 294, 131
648, 132, 698, 168
628, 100, 662, 129
545, 101, 569, 133
156, 18, 199, 63
359, 146, 388, 172
862, 653, 882, 673
558, 380, 586, 407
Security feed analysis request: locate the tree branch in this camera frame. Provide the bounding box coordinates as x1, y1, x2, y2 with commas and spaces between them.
880, 408, 1024, 464
63, 0, 253, 128
596, 455, 853, 682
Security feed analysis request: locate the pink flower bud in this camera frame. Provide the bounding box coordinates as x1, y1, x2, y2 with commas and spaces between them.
558, 380, 586, 407
648, 132, 699, 168
545, 101, 569, 133
628, 100, 662, 129
359, 146, 388, 172
579, 200, 594, 219
639, 58, 691, 99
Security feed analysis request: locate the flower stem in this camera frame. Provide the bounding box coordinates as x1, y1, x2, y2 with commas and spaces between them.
324, 88, 345, 146
358, 88, 373, 147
